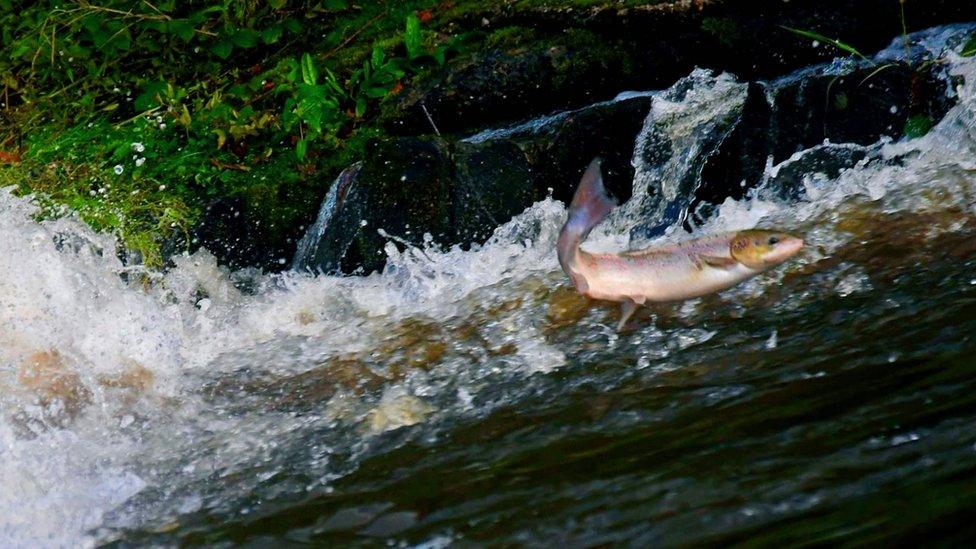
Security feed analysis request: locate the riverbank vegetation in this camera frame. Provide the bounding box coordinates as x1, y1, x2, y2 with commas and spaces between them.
1, 0, 973, 268
0, 1, 466, 265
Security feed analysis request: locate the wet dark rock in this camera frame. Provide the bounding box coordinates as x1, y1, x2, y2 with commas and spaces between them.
186, 192, 317, 271
190, 197, 263, 271
293, 135, 542, 274
295, 96, 653, 274
384, 29, 640, 136
688, 61, 956, 223
489, 94, 651, 205
452, 140, 537, 244
382, 0, 976, 137
336, 137, 455, 274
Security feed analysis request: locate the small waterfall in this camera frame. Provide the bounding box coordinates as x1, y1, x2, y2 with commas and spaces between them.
291, 162, 362, 273
621, 69, 748, 243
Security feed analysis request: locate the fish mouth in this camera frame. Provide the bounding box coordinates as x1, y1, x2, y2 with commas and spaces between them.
767, 237, 804, 264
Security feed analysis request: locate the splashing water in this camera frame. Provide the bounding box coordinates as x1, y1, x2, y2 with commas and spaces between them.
5, 25, 976, 546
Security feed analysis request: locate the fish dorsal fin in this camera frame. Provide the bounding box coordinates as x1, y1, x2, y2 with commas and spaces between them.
699, 254, 737, 269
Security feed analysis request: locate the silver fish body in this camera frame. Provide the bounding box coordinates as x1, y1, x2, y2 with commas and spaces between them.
557, 159, 803, 329
570, 235, 758, 303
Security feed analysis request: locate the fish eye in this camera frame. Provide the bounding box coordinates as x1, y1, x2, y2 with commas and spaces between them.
767, 236, 780, 245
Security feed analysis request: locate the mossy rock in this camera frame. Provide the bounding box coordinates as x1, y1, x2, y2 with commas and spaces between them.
381, 28, 639, 136
296, 95, 654, 274
294, 134, 544, 274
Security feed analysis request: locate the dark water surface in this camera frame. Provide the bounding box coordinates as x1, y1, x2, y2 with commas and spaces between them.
165, 218, 976, 547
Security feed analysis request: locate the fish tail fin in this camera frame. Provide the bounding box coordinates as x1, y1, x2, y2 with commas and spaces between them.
557, 158, 617, 290
567, 158, 617, 239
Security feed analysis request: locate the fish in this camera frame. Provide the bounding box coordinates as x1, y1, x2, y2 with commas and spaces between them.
557, 158, 804, 330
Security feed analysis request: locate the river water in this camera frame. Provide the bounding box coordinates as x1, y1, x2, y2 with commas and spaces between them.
4, 27, 976, 547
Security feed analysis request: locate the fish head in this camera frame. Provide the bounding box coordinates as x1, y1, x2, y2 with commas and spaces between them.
730, 230, 804, 269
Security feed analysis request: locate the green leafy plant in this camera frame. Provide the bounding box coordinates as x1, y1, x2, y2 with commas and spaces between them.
962, 34, 976, 57
278, 13, 457, 160
0, 1, 474, 267
903, 114, 934, 138
781, 26, 871, 63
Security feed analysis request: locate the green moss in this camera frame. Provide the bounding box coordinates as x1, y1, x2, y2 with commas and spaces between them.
484, 27, 539, 50
549, 29, 633, 90
0, 0, 665, 269
701, 16, 741, 48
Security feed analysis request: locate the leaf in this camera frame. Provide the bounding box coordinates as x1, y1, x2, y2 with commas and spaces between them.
384, 57, 409, 73
371, 47, 385, 68
281, 58, 299, 83
282, 97, 297, 129
962, 35, 976, 57
301, 53, 318, 86
903, 114, 933, 139
284, 18, 301, 33
213, 129, 227, 149
144, 21, 167, 33
269, 0, 287, 8
295, 138, 308, 161
262, 25, 283, 44
228, 84, 249, 99
355, 96, 367, 118
168, 20, 196, 42
299, 97, 325, 133
365, 86, 391, 98
781, 26, 870, 62
211, 40, 233, 59
405, 14, 422, 59
135, 80, 169, 110
112, 142, 132, 162
9, 42, 31, 59
231, 29, 259, 48
179, 104, 192, 127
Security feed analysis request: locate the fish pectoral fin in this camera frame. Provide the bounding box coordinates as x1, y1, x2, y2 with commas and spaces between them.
617, 300, 640, 332
699, 255, 737, 269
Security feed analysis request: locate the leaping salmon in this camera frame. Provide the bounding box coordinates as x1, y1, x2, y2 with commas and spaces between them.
557, 158, 804, 330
